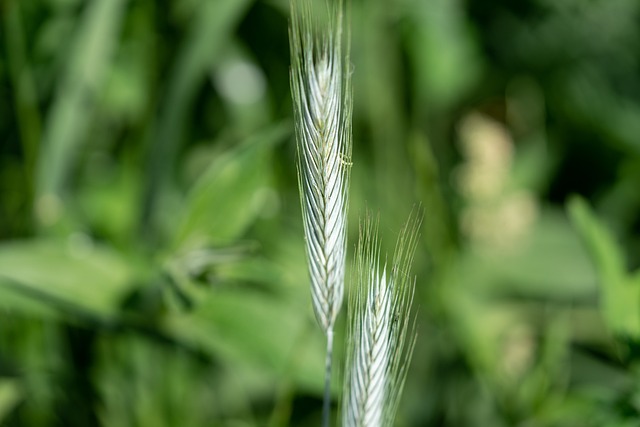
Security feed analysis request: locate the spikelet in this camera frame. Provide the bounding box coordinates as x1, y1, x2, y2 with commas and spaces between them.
290, 0, 352, 336
343, 213, 420, 427
290, 1, 352, 425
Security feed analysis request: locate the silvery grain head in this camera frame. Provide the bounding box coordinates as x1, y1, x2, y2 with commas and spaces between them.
343, 212, 420, 427
289, 0, 353, 335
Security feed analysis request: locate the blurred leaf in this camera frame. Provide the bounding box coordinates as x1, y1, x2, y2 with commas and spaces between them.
468, 211, 597, 299
0, 285, 58, 318
0, 378, 22, 423
444, 209, 597, 393
173, 123, 290, 249
163, 288, 325, 394
567, 197, 625, 287
568, 196, 640, 338
36, 0, 129, 221
0, 239, 136, 320
403, 0, 481, 109
142, 0, 255, 231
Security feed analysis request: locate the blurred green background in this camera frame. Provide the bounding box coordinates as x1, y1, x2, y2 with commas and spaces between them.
1, 0, 640, 425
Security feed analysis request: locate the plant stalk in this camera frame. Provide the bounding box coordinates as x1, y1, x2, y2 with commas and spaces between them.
323, 328, 334, 427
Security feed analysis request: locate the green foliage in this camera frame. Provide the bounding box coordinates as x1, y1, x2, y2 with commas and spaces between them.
0, 379, 23, 424
1, 0, 640, 425
0, 239, 135, 319
568, 196, 640, 338
174, 122, 289, 250
36, 0, 129, 208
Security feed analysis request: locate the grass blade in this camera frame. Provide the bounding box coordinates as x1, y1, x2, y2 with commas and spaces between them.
36, 0, 128, 226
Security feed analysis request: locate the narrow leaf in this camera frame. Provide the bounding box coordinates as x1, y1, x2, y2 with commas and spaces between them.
36, 0, 129, 223
567, 196, 640, 337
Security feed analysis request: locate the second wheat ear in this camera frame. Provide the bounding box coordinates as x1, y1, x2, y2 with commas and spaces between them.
343, 213, 420, 427
289, 0, 353, 426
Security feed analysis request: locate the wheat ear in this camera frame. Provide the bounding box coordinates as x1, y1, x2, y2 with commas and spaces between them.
289, 0, 352, 425
343, 213, 420, 427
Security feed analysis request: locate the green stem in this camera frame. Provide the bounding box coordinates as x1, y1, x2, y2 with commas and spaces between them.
322, 328, 334, 427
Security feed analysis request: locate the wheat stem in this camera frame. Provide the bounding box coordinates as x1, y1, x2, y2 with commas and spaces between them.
322, 329, 334, 427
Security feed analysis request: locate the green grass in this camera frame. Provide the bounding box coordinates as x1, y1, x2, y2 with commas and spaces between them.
1, 0, 640, 425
